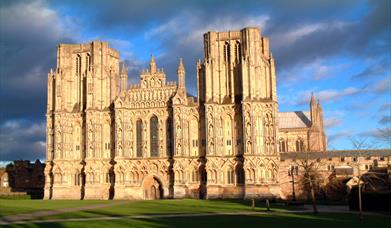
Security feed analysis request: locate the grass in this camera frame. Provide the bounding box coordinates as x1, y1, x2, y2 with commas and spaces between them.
0, 199, 300, 218
7, 213, 391, 228
0, 199, 111, 216
1, 199, 389, 227
36, 199, 304, 220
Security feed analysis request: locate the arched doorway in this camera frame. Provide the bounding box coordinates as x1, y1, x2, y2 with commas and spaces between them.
143, 175, 163, 200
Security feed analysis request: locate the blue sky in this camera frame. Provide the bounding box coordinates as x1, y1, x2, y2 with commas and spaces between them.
0, 0, 390, 163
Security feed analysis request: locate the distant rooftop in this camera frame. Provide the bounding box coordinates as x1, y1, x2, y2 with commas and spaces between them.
280, 149, 391, 160
278, 111, 311, 129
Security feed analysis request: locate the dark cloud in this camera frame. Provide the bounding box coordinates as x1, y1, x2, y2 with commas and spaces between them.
0, 119, 46, 161
268, 0, 391, 75
0, 0, 76, 122
379, 116, 391, 125
350, 59, 391, 80
0, 1, 76, 161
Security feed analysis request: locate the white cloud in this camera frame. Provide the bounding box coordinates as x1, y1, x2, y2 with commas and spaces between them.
271, 21, 351, 50
324, 117, 343, 128
370, 75, 391, 94
293, 87, 361, 105
145, 11, 270, 49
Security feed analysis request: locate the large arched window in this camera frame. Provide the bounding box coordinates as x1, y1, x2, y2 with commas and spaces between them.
189, 117, 198, 157
224, 116, 232, 155
256, 116, 263, 154
235, 41, 241, 63
75, 54, 81, 76
191, 169, 199, 182
296, 138, 304, 152
227, 168, 235, 184
86, 53, 91, 71
166, 118, 172, 157
235, 165, 245, 185
224, 42, 230, 63
136, 119, 143, 157
150, 115, 159, 157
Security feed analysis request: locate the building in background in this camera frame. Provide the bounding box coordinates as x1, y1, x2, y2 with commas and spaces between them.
0, 160, 45, 199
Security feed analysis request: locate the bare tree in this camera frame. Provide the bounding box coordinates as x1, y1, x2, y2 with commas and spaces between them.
349, 136, 381, 219
294, 152, 323, 214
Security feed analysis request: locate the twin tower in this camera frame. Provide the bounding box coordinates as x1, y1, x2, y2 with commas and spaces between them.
44, 27, 303, 200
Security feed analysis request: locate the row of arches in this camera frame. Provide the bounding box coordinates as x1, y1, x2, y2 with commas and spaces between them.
51, 165, 277, 187
279, 138, 305, 152
223, 41, 241, 64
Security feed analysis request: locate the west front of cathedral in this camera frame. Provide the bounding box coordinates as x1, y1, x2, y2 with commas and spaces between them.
45, 27, 327, 200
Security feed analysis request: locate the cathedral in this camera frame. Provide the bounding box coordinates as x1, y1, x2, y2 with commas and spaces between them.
44, 27, 327, 200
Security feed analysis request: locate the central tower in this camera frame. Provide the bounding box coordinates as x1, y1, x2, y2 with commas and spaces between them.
198, 27, 280, 198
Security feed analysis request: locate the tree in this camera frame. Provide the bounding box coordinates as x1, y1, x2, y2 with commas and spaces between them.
294, 152, 323, 213
349, 136, 380, 219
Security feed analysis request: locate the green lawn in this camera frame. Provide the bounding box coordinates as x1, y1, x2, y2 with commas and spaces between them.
28, 199, 305, 220
0, 199, 111, 216
1, 199, 389, 228
0, 199, 299, 219
7, 213, 391, 228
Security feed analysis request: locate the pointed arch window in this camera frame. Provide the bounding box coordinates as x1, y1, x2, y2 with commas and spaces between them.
136, 119, 143, 157
75, 54, 81, 76
279, 138, 288, 152
166, 118, 172, 157
224, 42, 230, 63
86, 53, 91, 71
296, 138, 304, 152
150, 115, 159, 157
227, 168, 235, 184
235, 41, 241, 63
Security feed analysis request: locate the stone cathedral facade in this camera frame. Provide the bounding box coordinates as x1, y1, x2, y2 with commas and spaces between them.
44, 27, 327, 200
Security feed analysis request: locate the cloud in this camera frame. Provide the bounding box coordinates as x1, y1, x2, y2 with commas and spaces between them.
379, 103, 391, 112
328, 131, 353, 144
271, 0, 391, 74
350, 59, 391, 80
358, 127, 391, 147
379, 116, 391, 125
0, 119, 46, 161
369, 75, 391, 94
141, 11, 270, 94
324, 117, 343, 129
0, 0, 77, 122
294, 87, 361, 105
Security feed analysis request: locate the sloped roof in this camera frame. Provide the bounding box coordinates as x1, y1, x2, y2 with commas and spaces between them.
278, 111, 311, 129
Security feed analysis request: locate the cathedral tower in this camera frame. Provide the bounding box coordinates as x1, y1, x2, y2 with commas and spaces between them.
198, 27, 279, 198
45, 41, 120, 199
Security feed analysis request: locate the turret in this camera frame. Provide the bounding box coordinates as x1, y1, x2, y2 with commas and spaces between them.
310, 93, 318, 129
47, 68, 55, 112
317, 99, 323, 130
149, 54, 157, 73
177, 58, 185, 88
120, 62, 128, 92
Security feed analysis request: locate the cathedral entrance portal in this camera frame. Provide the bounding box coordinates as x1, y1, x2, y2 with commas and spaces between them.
143, 175, 163, 200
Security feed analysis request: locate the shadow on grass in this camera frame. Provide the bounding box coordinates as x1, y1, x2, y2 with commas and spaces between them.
15, 213, 391, 228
